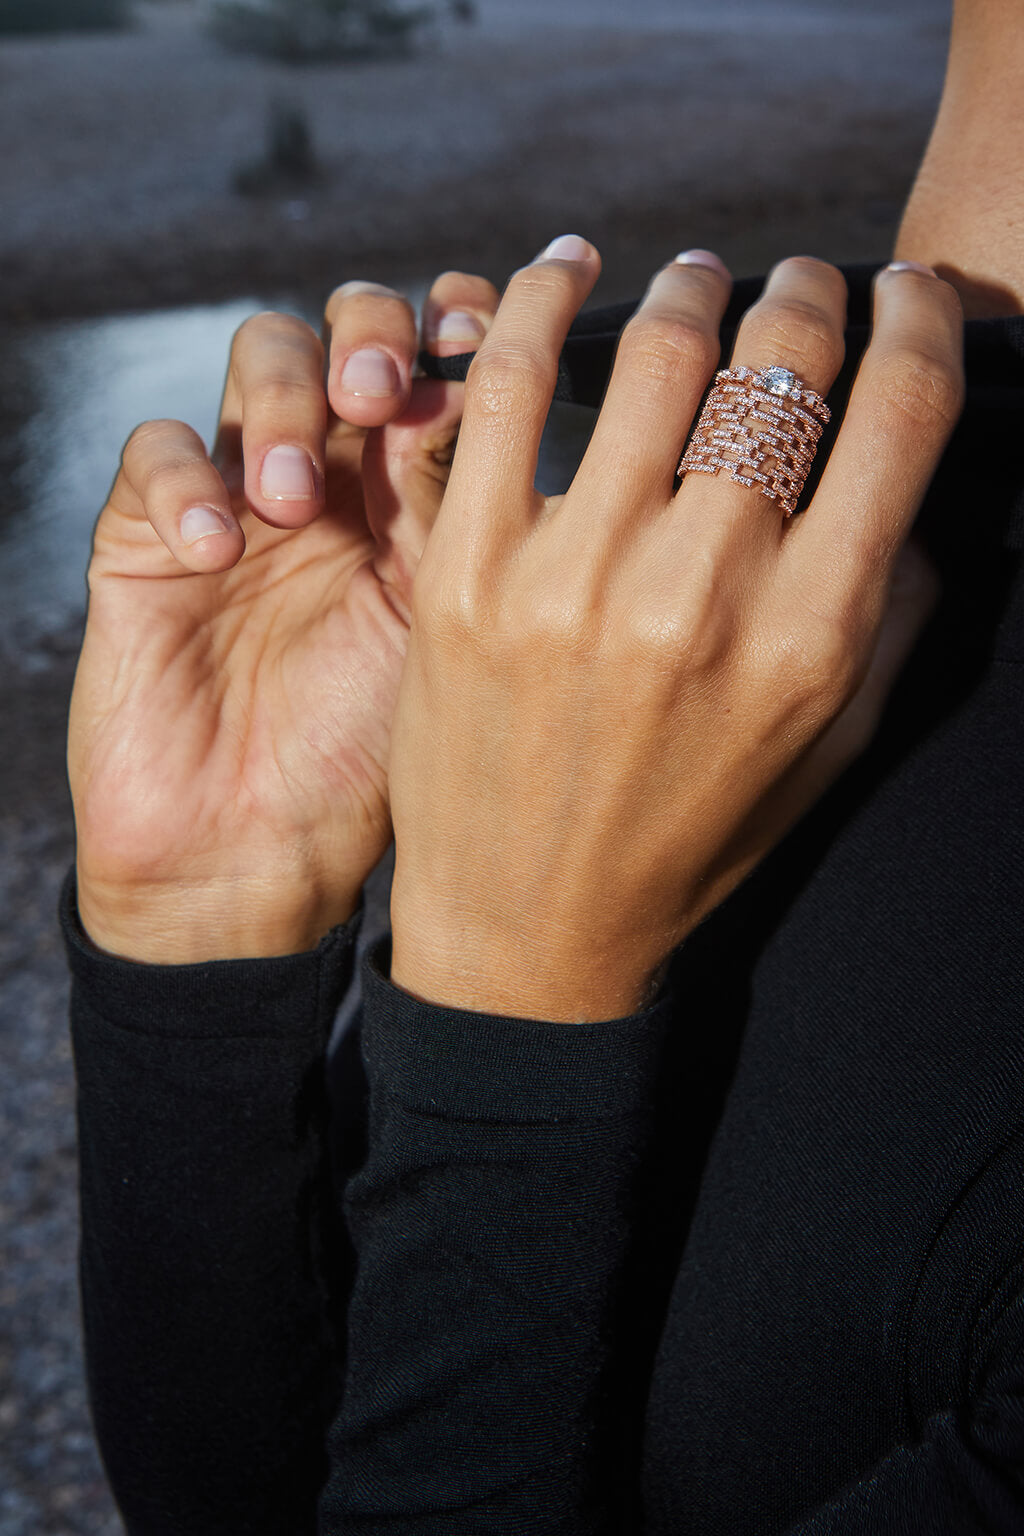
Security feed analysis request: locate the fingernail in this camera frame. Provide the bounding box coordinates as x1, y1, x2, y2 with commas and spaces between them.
885, 260, 936, 277
333, 279, 401, 300
674, 249, 731, 278
428, 310, 486, 345
180, 505, 234, 545
536, 234, 593, 263
260, 445, 316, 501
339, 347, 400, 396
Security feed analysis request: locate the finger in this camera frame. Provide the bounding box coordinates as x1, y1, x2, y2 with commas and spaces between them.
117, 419, 244, 572
216, 311, 326, 530
676, 256, 848, 555
324, 280, 418, 428
420, 269, 500, 357
360, 274, 500, 612
444, 234, 602, 531
784, 262, 964, 613
570, 249, 731, 515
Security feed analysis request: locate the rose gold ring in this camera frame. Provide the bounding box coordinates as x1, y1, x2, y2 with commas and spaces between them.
677, 365, 831, 517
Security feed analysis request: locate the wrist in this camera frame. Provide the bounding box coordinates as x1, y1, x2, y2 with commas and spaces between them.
76, 865, 361, 964
389, 910, 668, 1023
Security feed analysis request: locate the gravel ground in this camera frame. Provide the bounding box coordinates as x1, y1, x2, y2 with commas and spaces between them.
1, 0, 950, 319
0, 0, 952, 1529
0, 636, 125, 1535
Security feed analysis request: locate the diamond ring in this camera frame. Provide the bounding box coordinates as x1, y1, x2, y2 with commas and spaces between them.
677, 364, 831, 516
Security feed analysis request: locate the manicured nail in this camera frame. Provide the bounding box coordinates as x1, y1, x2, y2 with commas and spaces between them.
537, 234, 593, 263
260, 445, 316, 501
339, 347, 400, 396
674, 249, 731, 278
429, 310, 486, 345
180, 505, 234, 545
885, 260, 936, 277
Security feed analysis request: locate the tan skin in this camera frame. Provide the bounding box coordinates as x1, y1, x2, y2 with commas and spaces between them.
70, 245, 961, 1010
387, 246, 963, 1020
895, 0, 1024, 319
70, 274, 500, 961
71, 0, 1012, 1003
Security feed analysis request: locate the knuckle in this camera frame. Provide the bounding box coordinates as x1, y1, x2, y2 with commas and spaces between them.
676, 606, 734, 674
506, 261, 576, 306
122, 417, 172, 457
324, 281, 412, 332
618, 313, 718, 384
749, 298, 842, 379
624, 604, 690, 661
233, 310, 320, 364
467, 345, 547, 416
777, 605, 866, 713
413, 565, 487, 641
121, 419, 191, 481
246, 374, 324, 420
428, 271, 501, 324
872, 347, 965, 435
527, 587, 591, 651
233, 309, 288, 344
665, 550, 736, 668
774, 255, 845, 295
139, 457, 193, 502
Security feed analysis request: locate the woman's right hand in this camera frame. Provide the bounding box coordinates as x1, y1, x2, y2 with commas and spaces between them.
69, 271, 498, 963
388, 242, 963, 1022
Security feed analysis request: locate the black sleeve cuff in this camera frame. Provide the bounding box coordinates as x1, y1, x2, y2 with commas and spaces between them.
60, 867, 360, 1041
360, 937, 673, 1123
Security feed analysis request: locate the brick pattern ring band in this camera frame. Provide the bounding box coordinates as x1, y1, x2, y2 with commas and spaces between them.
678, 365, 831, 517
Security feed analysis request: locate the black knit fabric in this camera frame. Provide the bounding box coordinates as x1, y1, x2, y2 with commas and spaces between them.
64, 270, 1024, 1533
64, 876, 358, 1535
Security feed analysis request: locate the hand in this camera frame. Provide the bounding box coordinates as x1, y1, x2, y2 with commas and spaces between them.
69, 272, 498, 961
388, 241, 963, 1021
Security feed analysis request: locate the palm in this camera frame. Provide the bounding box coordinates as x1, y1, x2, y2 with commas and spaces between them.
69, 398, 448, 940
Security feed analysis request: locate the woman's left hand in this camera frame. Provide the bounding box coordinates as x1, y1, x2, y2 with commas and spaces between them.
388, 242, 963, 1021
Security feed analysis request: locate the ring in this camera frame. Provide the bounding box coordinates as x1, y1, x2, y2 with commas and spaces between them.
677, 365, 831, 516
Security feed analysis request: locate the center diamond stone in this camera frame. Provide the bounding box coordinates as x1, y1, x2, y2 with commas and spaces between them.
761, 366, 796, 397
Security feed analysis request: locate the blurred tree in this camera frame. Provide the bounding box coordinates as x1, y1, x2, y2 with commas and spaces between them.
233, 100, 320, 195
205, 0, 436, 60
0, 0, 130, 32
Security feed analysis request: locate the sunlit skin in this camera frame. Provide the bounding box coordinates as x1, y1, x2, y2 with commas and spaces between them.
69, 273, 499, 961
895, 0, 1024, 318
386, 247, 962, 1020
70, 0, 1014, 998
70, 247, 961, 1006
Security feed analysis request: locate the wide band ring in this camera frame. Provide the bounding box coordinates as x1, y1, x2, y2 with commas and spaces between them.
677, 365, 832, 517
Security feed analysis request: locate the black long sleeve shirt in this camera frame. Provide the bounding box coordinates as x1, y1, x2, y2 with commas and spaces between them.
65, 272, 1024, 1533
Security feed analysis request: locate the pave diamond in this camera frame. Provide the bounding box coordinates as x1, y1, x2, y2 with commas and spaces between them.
678, 363, 828, 516
761, 366, 796, 397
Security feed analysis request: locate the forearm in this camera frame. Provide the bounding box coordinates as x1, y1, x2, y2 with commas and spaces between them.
895, 0, 1024, 317
64, 874, 357, 1535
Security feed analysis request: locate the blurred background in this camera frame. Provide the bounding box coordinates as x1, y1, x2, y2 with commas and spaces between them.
0, 0, 950, 1530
